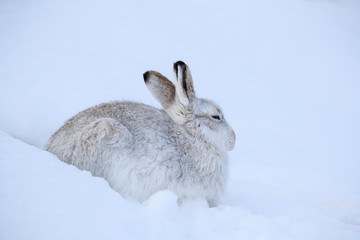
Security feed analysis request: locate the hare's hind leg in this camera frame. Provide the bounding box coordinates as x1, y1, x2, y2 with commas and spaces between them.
71, 117, 133, 177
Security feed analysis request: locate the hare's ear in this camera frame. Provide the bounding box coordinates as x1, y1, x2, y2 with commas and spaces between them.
143, 71, 175, 108
173, 61, 195, 106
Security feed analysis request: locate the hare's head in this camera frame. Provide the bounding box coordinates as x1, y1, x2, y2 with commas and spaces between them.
143, 61, 236, 151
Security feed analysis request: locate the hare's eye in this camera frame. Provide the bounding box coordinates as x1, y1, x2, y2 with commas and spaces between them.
211, 115, 220, 120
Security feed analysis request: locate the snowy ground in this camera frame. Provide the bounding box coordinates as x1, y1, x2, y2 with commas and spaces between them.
1, 0, 360, 239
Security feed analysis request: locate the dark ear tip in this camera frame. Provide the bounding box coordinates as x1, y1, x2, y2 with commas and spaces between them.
143, 71, 150, 83
173, 61, 186, 70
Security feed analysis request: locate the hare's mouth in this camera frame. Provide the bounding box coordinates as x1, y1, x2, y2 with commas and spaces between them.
226, 130, 236, 151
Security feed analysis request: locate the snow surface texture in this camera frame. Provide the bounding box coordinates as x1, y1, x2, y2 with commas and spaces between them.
1, 0, 360, 239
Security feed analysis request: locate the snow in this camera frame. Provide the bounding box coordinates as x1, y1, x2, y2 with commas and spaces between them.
1, 0, 360, 239
1, 132, 358, 240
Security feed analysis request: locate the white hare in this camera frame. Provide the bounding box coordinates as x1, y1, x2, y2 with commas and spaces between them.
46, 61, 235, 207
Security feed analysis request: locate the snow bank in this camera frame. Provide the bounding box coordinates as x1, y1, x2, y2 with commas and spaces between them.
1, 133, 359, 239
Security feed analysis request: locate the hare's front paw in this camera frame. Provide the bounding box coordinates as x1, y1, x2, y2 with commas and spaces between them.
207, 197, 219, 208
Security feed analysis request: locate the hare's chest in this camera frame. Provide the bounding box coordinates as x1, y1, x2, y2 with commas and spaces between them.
175, 152, 228, 193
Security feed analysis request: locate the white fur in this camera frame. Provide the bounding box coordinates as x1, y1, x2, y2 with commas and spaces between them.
46, 61, 235, 207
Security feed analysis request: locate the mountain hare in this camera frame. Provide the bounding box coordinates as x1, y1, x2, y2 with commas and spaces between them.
46, 61, 235, 207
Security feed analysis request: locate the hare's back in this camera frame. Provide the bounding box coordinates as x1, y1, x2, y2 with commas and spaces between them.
60, 101, 173, 135
46, 101, 178, 161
